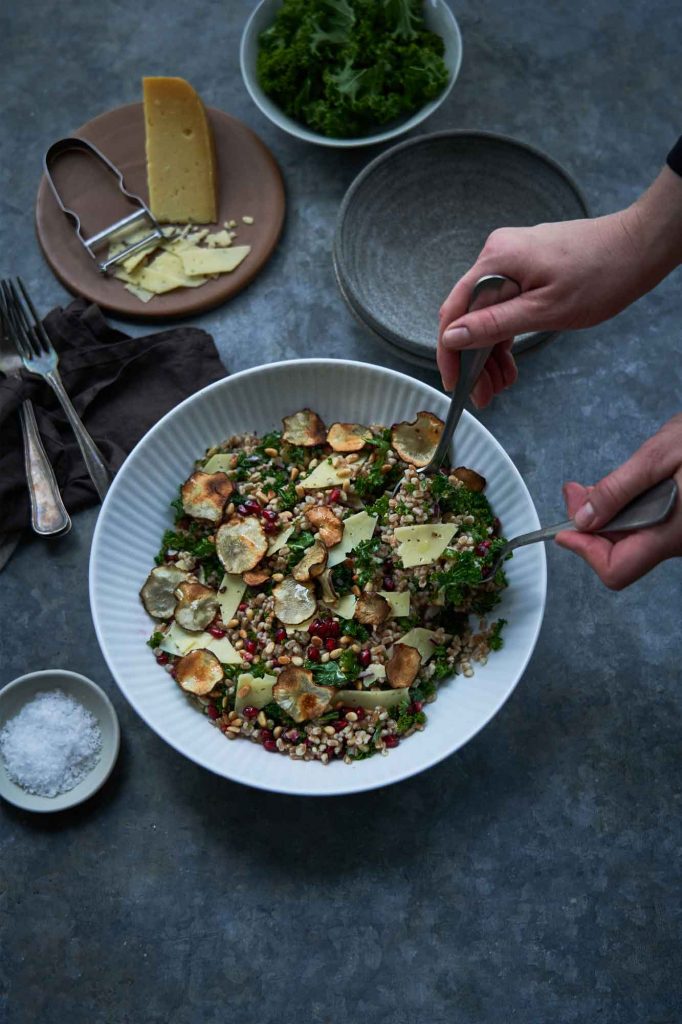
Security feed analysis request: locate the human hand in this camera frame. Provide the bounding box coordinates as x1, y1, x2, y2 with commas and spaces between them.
555, 414, 682, 589
437, 210, 645, 406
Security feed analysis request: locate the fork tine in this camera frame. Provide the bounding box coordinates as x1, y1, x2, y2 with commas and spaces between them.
1, 280, 33, 360
6, 280, 39, 358
16, 277, 53, 354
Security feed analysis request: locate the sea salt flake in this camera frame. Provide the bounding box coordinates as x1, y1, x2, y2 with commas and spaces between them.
0, 690, 102, 798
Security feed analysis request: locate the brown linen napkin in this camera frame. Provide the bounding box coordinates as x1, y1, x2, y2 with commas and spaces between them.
0, 299, 227, 565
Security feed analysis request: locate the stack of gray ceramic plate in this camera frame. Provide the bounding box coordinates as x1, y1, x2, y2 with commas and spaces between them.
334, 131, 589, 368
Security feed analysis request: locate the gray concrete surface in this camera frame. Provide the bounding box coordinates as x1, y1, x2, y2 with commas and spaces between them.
1, 1, 681, 1021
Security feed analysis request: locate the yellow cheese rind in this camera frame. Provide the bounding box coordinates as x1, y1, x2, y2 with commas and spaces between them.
394, 524, 457, 568
328, 511, 378, 567
397, 628, 451, 664
378, 590, 411, 618
179, 245, 251, 277
143, 76, 218, 224
217, 573, 246, 624
235, 673, 276, 714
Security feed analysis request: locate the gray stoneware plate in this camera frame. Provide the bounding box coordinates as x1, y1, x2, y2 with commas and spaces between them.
333, 131, 589, 361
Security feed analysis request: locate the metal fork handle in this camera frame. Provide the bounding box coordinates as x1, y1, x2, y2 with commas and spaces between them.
19, 399, 71, 535
485, 478, 679, 579
44, 369, 111, 501
422, 274, 522, 475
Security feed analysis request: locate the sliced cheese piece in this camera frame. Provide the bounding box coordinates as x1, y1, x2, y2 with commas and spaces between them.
203, 453, 235, 473
180, 245, 251, 277
394, 523, 457, 568
328, 511, 378, 567
267, 524, 295, 555
334, 593, 357, 619
361, 664, 386, 687
216, 573, 246, 623
397, 627, 451, 664
334, 689, 404, 710
234, 672, 276, 714
124, 282, 155, 303
143, 76, 218, 224
378, 590, 411, 618
158, 621, 242, 663
299, 460, 348, 490
134, 251, 208, 293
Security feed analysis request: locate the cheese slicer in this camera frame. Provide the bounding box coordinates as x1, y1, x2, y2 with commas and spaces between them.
43, 136, 163, 273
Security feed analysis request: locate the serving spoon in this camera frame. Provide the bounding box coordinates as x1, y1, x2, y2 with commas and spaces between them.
393, 273, 520, 496
481, 477, 678, 581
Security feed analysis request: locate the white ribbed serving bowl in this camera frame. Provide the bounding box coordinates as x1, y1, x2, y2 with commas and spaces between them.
90, 360, 546, 796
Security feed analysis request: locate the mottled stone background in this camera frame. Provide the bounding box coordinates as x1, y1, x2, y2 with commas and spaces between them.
1, 1, 681, 1021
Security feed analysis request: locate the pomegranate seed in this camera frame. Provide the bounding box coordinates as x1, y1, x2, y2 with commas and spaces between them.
410, 700, 424, 713
476, 540, 492, 558
243, 706, 259, 719
237, 503, 248, 516
239, 602, 247, 611
207, 705, 219, 720
244, 499, 261, 515
263, 739, 278, 753
384, 735, 399, 748
263, 521, 279, 534
354, 707, 365, 720
275, 627, 287, 643
308, 619, 324, 637
262, 508, 278, 523
382, 576, 395, 591
359, 650, 371, 668
493, 517, 501, 535
333, 720, 347, 732
208, 623, 226, 638
325, 637, 336, 651
155, 651, 169, 665
242, 651, 254, 662
321, 619, 340, 639
385, 559, 394, 571
284, 728, 300, 743
260, 729, 273, 742
307, 645, 320, 662
329, 487, 342, 503
245, 639, 257, 654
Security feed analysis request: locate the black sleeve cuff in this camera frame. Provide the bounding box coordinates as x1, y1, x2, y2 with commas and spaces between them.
666, 136, 682, 177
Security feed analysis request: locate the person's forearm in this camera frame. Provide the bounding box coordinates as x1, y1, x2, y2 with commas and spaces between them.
623, 165, 682, 293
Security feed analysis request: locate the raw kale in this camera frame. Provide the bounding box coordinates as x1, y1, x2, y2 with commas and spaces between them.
355, 430, 398, 498
339, 650, 360, 679
366, 494, 389, 521
287, 530, 316, 569
393, 700, 427, 734
433, 551, 483, 607
429, 644, 452, 680
409, 677, 437, 704
170, 493, 185, 521
305, 660, 348, 687
338, 618, 369, 642
256, 430, 283, 455
348, 536, 382, 587
429, 474, 495, 528
147, 632, 164, 649
256, 0, 449, 139
331, 563, 354, 595
488, 619, 507, 652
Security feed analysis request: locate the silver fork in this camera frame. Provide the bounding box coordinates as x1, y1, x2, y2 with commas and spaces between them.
481, 478, 679, 582
2, 278, 111, 501
0, 301, 71, 535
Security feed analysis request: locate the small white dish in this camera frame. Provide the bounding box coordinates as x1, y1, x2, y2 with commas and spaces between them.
0, 670, 120, 813
89, 358, 546, 798
239, 0, 463, 148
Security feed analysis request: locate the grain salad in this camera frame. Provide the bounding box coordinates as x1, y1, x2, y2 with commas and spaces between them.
141, 409, 510, 765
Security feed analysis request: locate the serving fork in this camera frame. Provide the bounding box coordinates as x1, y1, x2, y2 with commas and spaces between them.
0, 299, 71, 535
1, 278, 111, 501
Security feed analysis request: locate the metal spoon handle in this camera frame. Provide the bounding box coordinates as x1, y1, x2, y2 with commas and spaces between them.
489, 478, 679, 575
426, 274, 521, 473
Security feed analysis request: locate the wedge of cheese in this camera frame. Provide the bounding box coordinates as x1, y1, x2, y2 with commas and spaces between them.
180, 245, 251, 277
394, 524, 457, 568
328, 511, 378, 567
143, 76, 218, 223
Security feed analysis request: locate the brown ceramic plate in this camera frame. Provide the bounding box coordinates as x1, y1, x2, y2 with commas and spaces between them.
35, 103, 285, 320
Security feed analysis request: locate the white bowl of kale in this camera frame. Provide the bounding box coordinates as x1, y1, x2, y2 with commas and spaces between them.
239, 0, 463, 147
